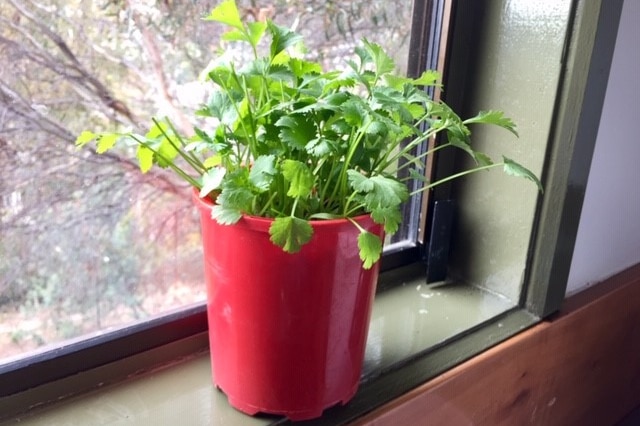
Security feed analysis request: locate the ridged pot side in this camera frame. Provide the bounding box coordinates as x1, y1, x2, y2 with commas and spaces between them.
193, 192, 383, 421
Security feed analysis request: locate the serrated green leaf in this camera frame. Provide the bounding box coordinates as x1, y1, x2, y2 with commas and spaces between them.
347, 170, 374, 192
322, 72, 357, 93
96, 133, 118, 153
371, 86, 404, 108
269, 216, 313, 253
474, 151, 494, 167
324, 91, 351, 106
193, 127, 215, 145
347, 171, 409, 209
75, 130, 96, 147
412, 69, 441, 87
405, 87, 431, 105
450, 138, 493, 166
249, 155, 276, 191
289, 58, 322, 78
221, 29, 247, 43
206, 66, 238, 90
221, 21, 266, 48
353, 45, 371, 68
136, 145, 154, 173
246, 21, 267, 47
362, 39, 396, 76
305, 138, 335, 157
205, 0, 243, 30
382, 74, 411, 90
210, 204, 242, 225
272, 64, 296, 81
357, 231, 383, 269
217, 169, 255, 212
271, 49, 291, 67
200, 167, 226, 198
241, 56, 267, 77
449, 137, 477, 162
206, 90, 238, 126
365, 120, 388, 136
371, 87, 420, 123
342, 98, 368, 127
267, 21, 303, 58
503, 157, 543, 192
282, 160, 314, 198
408, 168, 429, 184
276, 114, 316, 150
370, 207, 402, 235
407, 103, 426, 120
293, 94, 346, 115
463, 110, 518, 137
330, 118, 352, 135
445, 120, 470, 142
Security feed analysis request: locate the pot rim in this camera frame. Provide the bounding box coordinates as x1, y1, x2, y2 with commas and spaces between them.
192, 187, 374, 227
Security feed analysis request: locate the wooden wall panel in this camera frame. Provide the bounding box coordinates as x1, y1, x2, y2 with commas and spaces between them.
353, 263, 640, 425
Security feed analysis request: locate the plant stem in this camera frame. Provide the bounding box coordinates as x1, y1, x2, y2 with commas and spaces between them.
290, 197, 300, 218
132, 137, 201, 189
164, 118, 207, 170
342, 191, 361, 217
409, 162, 503, 196
347, 217, 366, 233
332, 125, 369, 203
380, 126, 447, 172
151, 118, 206, 175
393, 142, 453, 174
258, 192, 278, 216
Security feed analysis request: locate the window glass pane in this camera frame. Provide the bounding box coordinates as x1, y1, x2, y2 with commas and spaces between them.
0, 1, 415, 364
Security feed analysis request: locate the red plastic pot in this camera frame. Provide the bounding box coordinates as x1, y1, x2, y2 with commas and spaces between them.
193, 191, 383, 421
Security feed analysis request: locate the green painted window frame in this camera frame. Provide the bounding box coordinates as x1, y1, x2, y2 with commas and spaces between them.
0, 0, 624, 423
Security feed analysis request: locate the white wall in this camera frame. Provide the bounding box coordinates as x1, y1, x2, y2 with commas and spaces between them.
566, 0, 640, 295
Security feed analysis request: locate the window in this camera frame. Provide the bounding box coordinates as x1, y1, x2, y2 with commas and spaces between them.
0, 0, 419, 391
0, 0, 621, 422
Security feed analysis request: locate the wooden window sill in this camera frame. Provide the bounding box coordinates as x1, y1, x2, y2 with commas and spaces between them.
354, 263, 640, 425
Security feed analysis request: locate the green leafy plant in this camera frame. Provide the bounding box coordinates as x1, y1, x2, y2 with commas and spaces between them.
77, 0, 542, 269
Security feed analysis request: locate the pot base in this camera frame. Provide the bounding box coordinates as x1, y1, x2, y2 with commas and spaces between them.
221, 384, 357, 421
